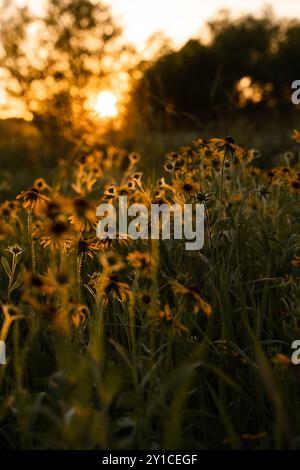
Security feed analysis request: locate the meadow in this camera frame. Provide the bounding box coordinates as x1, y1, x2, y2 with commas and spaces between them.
0, 131, 300, 450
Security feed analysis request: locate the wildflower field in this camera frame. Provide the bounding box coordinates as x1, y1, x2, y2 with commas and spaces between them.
0, 131, 300, 450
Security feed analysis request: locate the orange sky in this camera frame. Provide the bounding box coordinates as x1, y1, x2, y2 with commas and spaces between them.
4, 0, 300, 120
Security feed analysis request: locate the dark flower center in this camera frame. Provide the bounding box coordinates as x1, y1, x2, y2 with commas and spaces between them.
142, 294, 151, 304
52, 221, 68, 235
74, 198, 89, 215
31, 275, 44, 287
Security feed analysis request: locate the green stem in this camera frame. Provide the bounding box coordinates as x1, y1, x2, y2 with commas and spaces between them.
7, 254, 16, 302
204, 202, 214, 263
218, 148, 230, 219
76, 252, 83, 302
27, 209, 36, 273
218, 158, 225, 218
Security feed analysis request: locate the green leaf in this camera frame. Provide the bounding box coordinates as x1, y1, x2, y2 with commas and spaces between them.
1, 257, 11, 278
10, 271, 23, 292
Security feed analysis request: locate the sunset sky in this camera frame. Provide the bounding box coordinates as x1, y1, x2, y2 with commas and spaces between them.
4, 0, 300, 119
108, 0, 300, 50
15, 0, 300, 51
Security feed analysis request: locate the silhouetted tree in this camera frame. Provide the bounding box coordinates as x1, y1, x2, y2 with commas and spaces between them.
0, 0, 127, 142
128, 10, 300, 131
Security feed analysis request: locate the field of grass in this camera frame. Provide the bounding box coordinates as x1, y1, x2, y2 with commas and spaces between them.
0, 132, 300, 450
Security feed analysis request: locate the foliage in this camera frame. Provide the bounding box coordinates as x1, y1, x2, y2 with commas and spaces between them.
128, 10, 300, 130
0, 0, 128, 138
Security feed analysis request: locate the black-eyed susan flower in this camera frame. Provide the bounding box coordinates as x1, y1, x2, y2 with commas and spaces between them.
210, 136, 246, 160
137, 292, 160, 315
164, 160, 175, 173
68, 197, 96, 232
152, 189, 170, 206
17, 186, 50, 211
127, 251, 154, 278
39, 218, 70, 252
0, 200, 19, 223
170, 280, 212, 316
155, 304, 188, 335
44, 267, 71, 291
68, 235, 100, 259
129, 152, 141, 166
130, 172, 143, 184
157, 177, 174, 192
22, 270, 52, 295
288, 178, 300, 195
195, 189, 212, 204
97, 235, 129, 250
104, 274, 131, 302
33, 178, 51, 192
103, 184, 117, 200
174, 179, 200, 197
89, 272, 131, 303
98, 251, 125, 272
41, 197, 66, 220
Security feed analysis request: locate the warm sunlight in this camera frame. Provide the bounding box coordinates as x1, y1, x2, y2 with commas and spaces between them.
94, 90, 118, 117
3, 0, 300, 456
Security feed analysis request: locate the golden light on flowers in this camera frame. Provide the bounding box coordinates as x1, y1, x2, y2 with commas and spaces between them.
94, 90, 118, 117
3, 126, 300, 449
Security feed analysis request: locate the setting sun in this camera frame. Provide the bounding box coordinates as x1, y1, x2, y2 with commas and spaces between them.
94, 90, 118, 117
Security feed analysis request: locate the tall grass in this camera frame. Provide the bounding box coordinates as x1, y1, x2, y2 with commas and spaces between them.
0, 135, 300, 450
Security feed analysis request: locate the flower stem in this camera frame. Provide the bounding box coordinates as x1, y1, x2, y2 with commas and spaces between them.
27, 209, 36, 273
76, 252, 83, 301
7, 254, 16, 302
218, 153, 227, 219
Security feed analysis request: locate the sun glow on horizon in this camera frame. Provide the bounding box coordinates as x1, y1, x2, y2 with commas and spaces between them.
94, 90, 118, 118
108, 0, 300, 51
